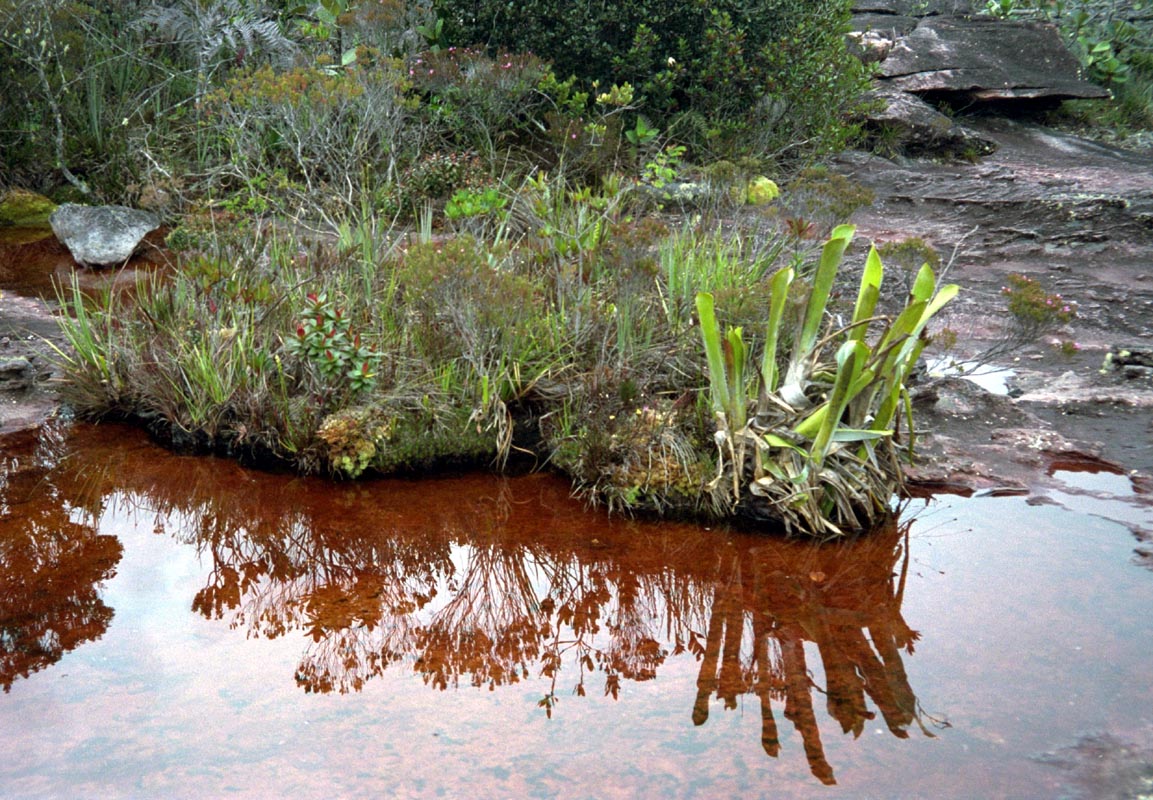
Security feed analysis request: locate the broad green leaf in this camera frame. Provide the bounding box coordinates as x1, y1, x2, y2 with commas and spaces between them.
799, 225, 855, 354
761, 433, 799, 449
726, 326, 747, 430
850, 245, 883, 341
760, 266, 794, 393
830, 428, 892, 442
696, 292, 730, 416
811, 340, 866, 467
794, 403, 827, 439
911, 262, 936, 303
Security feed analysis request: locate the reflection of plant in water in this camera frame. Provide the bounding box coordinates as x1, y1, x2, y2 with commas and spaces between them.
688, 520, 942, 785
28, 440, 939, 781
164, 479, 933, 778
0, 431, 121, 693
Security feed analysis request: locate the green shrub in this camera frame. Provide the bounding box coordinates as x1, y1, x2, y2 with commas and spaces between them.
391, 150, 488, 216
200, 61, 415, 216
430, 0, 871, 160
405, 47, 549, 156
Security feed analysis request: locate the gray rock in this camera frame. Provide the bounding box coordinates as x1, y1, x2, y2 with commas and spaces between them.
850, 13, 920, 40
852, 0, 975, 15
861, 86, 997, 157
878, 18, 1111, 103
49, 203, 160, 266
0, 357, 33, 390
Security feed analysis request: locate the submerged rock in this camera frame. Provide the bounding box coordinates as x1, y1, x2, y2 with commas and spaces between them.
49, 203, 160, 266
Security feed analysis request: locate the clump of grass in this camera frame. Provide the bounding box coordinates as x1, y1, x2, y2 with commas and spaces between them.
51, 180, 954, 536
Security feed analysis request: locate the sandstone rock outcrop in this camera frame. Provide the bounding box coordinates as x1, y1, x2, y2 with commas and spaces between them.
877, 17, 1112, 103
850, 2, 1110, 157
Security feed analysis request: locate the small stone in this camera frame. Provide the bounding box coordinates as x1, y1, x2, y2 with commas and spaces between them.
49, 203, 160, 266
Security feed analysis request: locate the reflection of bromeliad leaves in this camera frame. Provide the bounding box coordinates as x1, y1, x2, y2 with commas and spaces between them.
688, 518, 939, 786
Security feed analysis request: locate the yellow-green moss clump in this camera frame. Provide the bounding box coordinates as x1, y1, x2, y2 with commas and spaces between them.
746, 176, 780, 205
0, 189, 57, 226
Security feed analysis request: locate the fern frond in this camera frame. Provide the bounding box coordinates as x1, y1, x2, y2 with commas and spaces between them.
135, 0, 296, 71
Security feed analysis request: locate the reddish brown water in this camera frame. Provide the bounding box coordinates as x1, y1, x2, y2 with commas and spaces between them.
2, 421, 1152, 799
0, 226, 167, 298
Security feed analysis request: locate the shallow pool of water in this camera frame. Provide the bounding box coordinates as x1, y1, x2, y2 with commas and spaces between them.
2, 422, 1151, 799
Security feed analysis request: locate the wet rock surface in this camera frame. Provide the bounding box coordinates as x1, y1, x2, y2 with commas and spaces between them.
0, 292, 65, 434
837, 116, 1153, 496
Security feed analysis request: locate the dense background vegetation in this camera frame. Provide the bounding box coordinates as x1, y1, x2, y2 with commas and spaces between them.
4, 0, 1149, 206
432, 0, 868, 158
0, 0, 870, 208
1, 0, 1141, 534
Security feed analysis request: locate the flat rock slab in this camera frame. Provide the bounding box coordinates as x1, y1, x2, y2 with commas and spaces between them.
878, 17, 1110, 102
835, 116, 1153, 483
50, 203, 160, 266
0, 292, 64, 435
853, 0, 975, 14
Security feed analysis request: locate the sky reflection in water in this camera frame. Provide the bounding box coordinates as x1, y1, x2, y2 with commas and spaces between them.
1, 422, 1151, 799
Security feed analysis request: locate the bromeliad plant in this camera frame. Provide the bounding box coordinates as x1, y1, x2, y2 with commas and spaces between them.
696, 224, 959, 536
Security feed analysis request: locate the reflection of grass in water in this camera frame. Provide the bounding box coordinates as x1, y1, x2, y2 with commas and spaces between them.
0, 225, 54, 246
